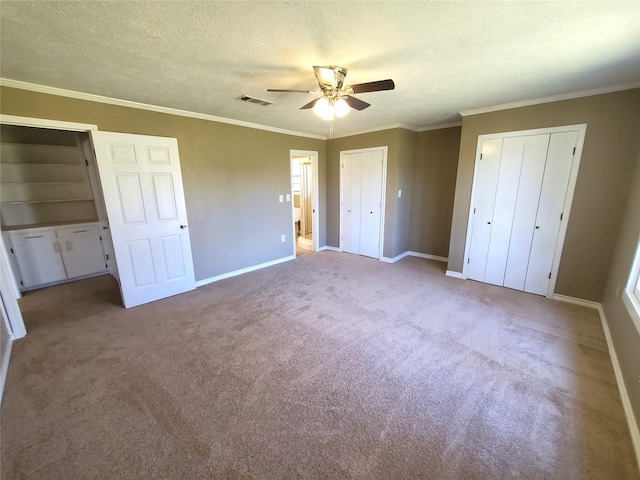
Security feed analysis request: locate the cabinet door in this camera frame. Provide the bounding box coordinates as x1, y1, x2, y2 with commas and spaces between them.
60, 235, 107, 279
12, 241, 66, 288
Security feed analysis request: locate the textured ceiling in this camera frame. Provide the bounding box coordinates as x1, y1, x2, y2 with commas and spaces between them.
1, 1, 639, 138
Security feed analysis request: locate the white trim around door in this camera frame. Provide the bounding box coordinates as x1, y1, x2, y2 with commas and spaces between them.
339, 146, 388, 260
462, 124, 587, 298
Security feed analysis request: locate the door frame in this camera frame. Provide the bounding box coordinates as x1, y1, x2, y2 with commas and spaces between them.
339, 146, 388, 260
290, 150, 319, 255
462, 124, 587, 297
0, 114, 100, 337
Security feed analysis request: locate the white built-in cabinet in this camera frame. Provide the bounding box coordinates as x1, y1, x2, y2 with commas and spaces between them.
465, 126, 585, 296
4, 223, 108, 290
341, 147, 386, 259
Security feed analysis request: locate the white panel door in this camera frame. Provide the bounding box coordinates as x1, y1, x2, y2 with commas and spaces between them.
91, 132, 195, 308
359, 150, 384, 259
524, 132, 578, 295
484, 137, 525, 286
467, 139, 503, 282
503, 134, 550, 290
342, 152, 362, 254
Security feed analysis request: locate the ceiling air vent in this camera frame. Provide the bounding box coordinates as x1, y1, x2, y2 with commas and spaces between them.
238, 95, 274, 106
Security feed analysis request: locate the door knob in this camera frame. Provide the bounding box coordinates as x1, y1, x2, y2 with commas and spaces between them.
180, 225, 187, 229
535, 226, 540, 229
487, 222, 491, 224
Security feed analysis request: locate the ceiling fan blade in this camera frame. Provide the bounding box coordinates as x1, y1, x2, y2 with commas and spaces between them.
300, 98, 321, 110
267, 89, 316, 94
349, 79, 395, 94
344, 96, 370, 111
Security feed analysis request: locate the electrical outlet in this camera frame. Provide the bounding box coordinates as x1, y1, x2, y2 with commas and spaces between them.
398, 189, 402, 198
281, 234, 286, 242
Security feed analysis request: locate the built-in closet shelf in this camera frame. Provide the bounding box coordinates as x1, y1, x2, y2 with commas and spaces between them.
0, 138, 97, 228
2, 219, 100, 232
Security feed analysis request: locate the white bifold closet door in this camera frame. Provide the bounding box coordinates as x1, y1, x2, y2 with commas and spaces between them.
467, 131, 578, 295
342, 149, 384, 259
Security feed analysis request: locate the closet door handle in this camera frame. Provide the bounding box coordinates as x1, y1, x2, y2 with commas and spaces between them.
180, 225, 187, 229
487, 222, 491, 224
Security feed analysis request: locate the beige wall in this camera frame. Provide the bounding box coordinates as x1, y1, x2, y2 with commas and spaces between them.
409, 127, 461, 257
601, 151, 640, 435
449, 89, 640, 301
326, 128, 416, 258
0, 87, 326, 281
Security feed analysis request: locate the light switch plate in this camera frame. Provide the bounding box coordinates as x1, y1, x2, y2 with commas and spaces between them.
286, 193, 291, 202
398, 189, 402, 198
279, 194, 283, 202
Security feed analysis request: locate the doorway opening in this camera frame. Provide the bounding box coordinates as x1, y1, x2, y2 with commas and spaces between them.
290, 150, 319, 254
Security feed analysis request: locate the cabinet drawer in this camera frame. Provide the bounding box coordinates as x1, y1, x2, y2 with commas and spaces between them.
7, 229, 57, 245
56, 224, 99, 239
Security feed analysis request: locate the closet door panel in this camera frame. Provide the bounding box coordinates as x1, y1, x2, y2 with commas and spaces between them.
359, 150, 383, 259
342, 153, 362, 254
503, 134, 550, 290
484, 137, 525, 286
524, 132, 578, 295
467, 138, 503, 282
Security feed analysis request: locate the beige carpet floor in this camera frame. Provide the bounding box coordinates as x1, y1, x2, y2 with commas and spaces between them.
1, 250, 638, 479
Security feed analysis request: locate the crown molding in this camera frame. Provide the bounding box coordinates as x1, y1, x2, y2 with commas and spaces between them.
329, 123, 417, 140
459, 82, 640, 117
417, 121, 462, 132
0, 78, 327, 140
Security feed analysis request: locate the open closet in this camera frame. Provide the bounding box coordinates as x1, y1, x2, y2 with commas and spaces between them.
1, 124, 114, 291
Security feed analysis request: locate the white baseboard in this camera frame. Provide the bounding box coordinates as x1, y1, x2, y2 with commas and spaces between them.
0, 335, 13, 405
381, 251, 410, 263
552, 294, 601, 309
596, 304, 640, 472
407, 251, 448, 263
195, 255, 295, 287
445, 270, 464, 279
553, 294, 640, 470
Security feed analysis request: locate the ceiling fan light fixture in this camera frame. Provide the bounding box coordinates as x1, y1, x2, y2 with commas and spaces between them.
334, 98, 350, 118
313, 97, 335, 120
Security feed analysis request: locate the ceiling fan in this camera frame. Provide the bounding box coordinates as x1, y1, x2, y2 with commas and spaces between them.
267, 65, 395, 120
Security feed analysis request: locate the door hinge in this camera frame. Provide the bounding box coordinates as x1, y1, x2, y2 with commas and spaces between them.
572, 147, 576, 155
473, 207, 476, 214
560, 213, 563, 221
99, 236, 102, 241
20, 280, 23, 286
85, 159, 89, 166
549, 272, 552, 279
105, 264, 108, 268
467, 258, 470, 264
10, 248, 14, 254
105, 254, 109, 260
480, 153, 483, 160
